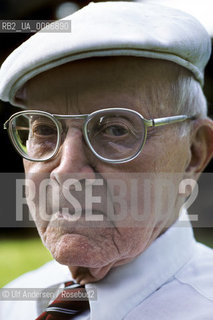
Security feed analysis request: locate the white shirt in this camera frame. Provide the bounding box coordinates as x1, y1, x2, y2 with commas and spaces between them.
1, 213, 213, 320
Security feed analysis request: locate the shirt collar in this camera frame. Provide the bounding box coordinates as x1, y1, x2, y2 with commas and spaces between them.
86, 211, 197, 320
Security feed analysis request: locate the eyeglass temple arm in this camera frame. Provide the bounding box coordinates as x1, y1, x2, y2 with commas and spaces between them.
3, 120, 9, 129
145, 115, 197, 128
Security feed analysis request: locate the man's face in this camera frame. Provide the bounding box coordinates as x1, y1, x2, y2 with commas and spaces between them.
20, 57, 190, 283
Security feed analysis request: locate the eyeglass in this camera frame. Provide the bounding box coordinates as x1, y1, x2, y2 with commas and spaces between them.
3, 108, 195, 164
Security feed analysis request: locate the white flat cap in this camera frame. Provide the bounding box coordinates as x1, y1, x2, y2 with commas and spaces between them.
0, 1, 211, 106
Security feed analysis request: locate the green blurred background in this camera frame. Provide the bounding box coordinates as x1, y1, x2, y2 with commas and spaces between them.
0, 0, 213, 288
0, 236, 52, 287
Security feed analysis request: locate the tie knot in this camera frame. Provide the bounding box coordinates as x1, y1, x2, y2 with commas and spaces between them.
36, 281, 90, 319
64, 281, 75, 288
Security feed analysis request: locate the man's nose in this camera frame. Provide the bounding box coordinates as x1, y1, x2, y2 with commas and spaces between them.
50, 127, 96, 184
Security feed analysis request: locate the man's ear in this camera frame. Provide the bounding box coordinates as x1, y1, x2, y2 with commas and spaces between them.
185, 118, 213, 178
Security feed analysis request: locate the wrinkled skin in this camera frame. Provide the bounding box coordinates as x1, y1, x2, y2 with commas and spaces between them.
18, 57, 213, 284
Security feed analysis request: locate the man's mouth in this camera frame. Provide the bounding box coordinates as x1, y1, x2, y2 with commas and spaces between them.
51, 209, 105, 222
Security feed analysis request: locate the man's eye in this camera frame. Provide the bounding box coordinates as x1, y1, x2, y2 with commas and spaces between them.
32, 125, 57, 137
103, 125, 128, 137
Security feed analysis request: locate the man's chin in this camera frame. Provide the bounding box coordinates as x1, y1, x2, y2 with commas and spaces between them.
44, 232, 109, 268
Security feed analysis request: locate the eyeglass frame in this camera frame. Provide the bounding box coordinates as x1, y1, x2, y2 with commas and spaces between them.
3, 107, 196, 164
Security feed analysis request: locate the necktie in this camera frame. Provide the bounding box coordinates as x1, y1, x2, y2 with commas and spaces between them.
36, 281, 90, 320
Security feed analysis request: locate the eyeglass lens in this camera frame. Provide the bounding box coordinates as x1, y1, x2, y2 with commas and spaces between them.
11, 113, 58, 161
86, 110, 145, 161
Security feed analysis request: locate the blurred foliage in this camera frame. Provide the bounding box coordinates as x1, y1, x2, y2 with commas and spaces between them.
0, 237, 52, 287
194, 228, 213, 249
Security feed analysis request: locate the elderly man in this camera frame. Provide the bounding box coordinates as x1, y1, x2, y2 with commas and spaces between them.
0, 1, 213, 319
